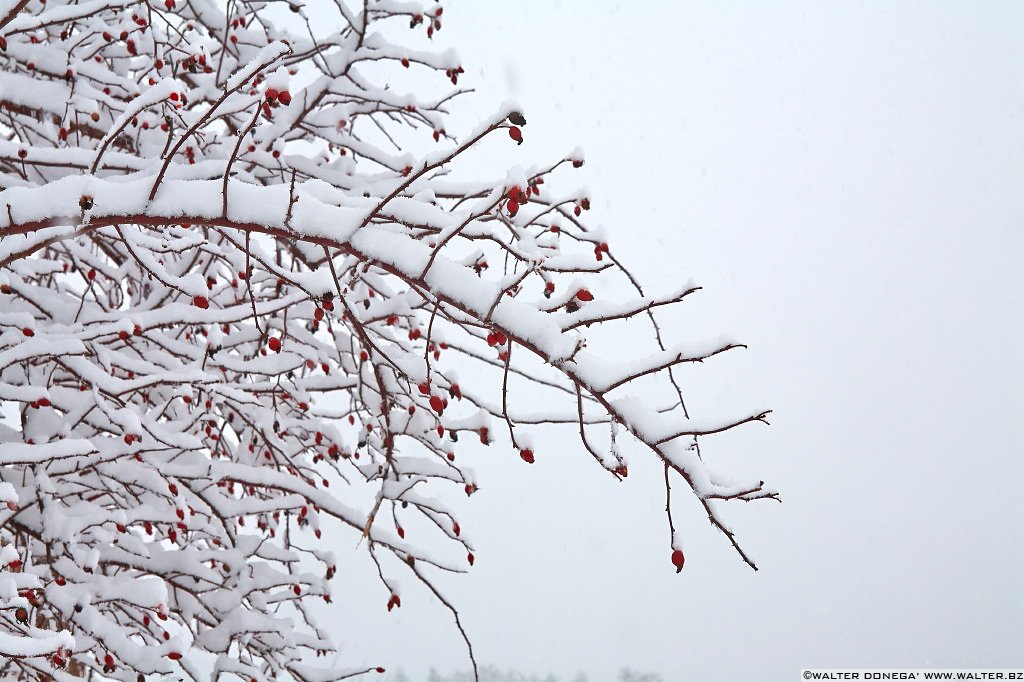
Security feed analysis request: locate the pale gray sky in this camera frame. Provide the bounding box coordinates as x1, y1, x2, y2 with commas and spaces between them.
310, 2, 1024, 680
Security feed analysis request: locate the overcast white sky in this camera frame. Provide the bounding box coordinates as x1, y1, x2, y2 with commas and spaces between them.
311, 2, 1024, 680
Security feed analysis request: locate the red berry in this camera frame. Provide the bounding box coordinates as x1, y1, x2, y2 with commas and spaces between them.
671, 548, 685, 572
508, 126, 523, 144
22, 328, 33, 337
167, 652, 182, 660
278, 90, 291, 105
268, 337, 282, 352
193, 295, 209, 309
520, 449, 535, 464
429, 395, 444, 413
507, 199, 519, 216
293, 584, 301, 595
575, 289, 594, 302
467, 552, 475, 566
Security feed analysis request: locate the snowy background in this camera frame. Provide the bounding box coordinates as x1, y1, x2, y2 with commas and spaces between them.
311, 2, 1024, 680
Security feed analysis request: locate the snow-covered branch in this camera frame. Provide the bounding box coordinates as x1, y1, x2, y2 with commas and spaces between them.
0, 1, 773, 678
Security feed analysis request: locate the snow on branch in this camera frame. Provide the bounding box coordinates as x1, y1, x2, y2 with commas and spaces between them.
0, 1, 773, 679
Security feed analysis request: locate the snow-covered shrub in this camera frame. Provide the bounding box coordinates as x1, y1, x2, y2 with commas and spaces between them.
0, 1, 774, 679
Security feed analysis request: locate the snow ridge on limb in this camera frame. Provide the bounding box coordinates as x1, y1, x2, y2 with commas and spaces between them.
0, 1, 772, 680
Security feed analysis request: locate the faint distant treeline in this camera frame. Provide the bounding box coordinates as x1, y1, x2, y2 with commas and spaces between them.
385, 666, 664, 682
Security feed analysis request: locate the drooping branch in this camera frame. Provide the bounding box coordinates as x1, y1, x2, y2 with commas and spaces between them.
1, 197, 774, 570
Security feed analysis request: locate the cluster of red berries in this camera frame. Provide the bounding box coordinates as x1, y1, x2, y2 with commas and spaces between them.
444, 64, 464, 85
410, 7, 442, 38
180, 52, 210, 74
265, 87, 292, 105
